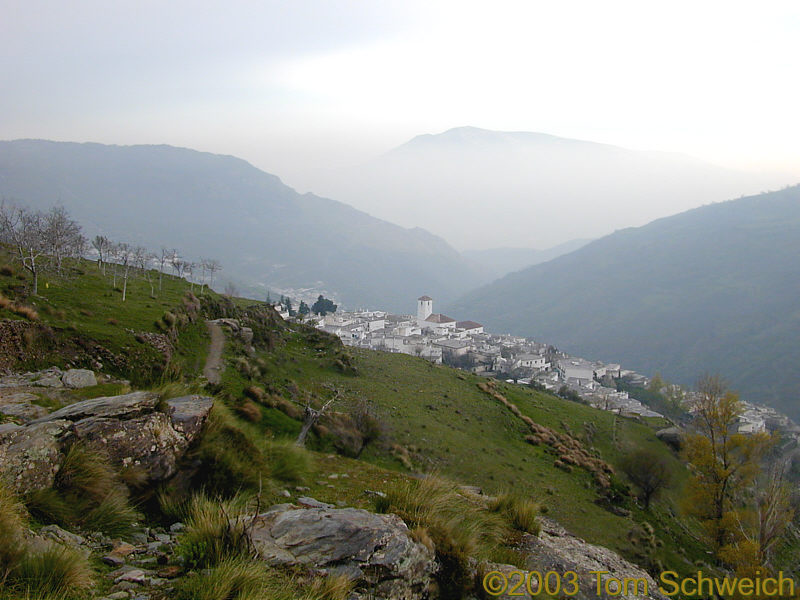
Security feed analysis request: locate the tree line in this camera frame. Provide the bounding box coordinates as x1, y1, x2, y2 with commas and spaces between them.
0, 201, 222, 301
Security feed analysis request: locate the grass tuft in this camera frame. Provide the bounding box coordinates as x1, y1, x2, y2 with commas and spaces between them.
488, 493, 541, 534
12, 543, 93, 598
178, 493, 253, 569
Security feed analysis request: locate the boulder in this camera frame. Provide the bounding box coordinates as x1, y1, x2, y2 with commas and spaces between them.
33, 391, 160, 424
167, 395, 214, 441
0, 420, 70, 494
247, 506, 436, 600
0, 393, 49, 423
62, 369, 97, 389
655, 427, 684, 451
71, 412, 188, 481
523, 518, 667, 600
0, 391, 214, 492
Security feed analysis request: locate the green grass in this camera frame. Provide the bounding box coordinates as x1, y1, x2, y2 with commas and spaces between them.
223, 325, 709, 577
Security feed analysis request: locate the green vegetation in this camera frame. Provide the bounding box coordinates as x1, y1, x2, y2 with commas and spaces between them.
25, 443, 140, 537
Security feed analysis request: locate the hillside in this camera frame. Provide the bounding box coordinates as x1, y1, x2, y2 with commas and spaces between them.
448, 185, 800, 419
0, 139, 482, 311
306, 126, 781, 250
463, 239, 591, 278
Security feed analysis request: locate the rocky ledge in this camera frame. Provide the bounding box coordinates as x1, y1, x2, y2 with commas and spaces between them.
0, 391, 214, 494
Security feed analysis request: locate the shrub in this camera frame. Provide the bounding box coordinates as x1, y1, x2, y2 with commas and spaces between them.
266, 439, 313, 483
0, 481, 28, 579
488, 493, 541, 534
190, 404, 270, 496
178, 493, 252, 569
0, 265, 13, 276
25, 443, 139, 536
236, 400, 262, 423
377, 476, 510, 599
12, 543, 93, 598
174, 557, 274, 600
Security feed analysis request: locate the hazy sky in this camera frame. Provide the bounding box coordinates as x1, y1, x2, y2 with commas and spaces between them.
3, 1, 799, 226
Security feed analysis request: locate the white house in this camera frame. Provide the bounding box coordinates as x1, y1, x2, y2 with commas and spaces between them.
557, 358, 596, 382
456, 320, 484, 335
514, 353, 548, 370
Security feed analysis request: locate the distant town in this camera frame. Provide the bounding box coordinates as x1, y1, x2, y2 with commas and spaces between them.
274, 295, 798, 441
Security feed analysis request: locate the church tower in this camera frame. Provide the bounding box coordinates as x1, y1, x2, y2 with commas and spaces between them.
417, 295, 433, 325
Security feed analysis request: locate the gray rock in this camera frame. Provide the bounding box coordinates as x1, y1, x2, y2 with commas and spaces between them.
0, 394, 49, 422
169, 522, 185, 533
0, 420, 69, 494
40, 524, 87, 547
167, 395, 214, 441
240, 327, 254, 344
296, 496, 334, 509
32, 373, 64, 388
62, 369, 98, 389
33, 391, 160, 424
523, 518, 667, 600
248, 506, 436, 600
655, 427, 684, 451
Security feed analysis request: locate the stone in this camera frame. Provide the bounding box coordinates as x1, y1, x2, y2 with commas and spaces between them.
0, 420, 69, 494
40, 524, 87, 547
104, 592, 130, 600
157, 565, 182, 579
364, 490, 386, 498
102, 554, 126, 567
280, 489, 291, 497
248, 506, 436, 600
33, 391, 160, 424
0, 394, 48, 423
240, 327, 254, 344
114, 568, 148, 584
522, 518, 668, 600
62, 368, 98, 389
32, 374, 64, 388
656, 427, 684, 451
296, 496, 334, 509
169, 522, 185, 533
166, 395, 214, 441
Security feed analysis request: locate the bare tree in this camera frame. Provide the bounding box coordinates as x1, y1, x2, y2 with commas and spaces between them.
42, 206, 82, 276
0, 203, 46, 295
295, 388, 339, 447
207, 259, 222, 291
224, 281, 238, 297
185, 262, 196, 293
92, 235, 111, 274
136, 249, 157, 297
117, 243, 134, 302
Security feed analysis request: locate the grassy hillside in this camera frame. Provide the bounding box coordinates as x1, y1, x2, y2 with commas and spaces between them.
448, 185, 800, 420
3, 250, 797, 599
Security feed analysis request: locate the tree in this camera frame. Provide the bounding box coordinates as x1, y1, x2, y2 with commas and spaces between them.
224, 282, 238, 297
294, 388, 338, 447
311, 294, 337, 316
620, 447, 672, 509
298, 301, 310, 315
682, 375, 772, 551
42, 206, 82, 276
116, 243, 135, 302
0, 203, 46, 295
206, 259, 222, 290
92, 235, 111, 274
284, 298, 294, 316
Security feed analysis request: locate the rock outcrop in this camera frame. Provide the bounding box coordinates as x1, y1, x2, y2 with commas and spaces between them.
0, 391, 214, 494
247, 505, 437, 600
655, 427, 683, 451
523, 518, 667, 600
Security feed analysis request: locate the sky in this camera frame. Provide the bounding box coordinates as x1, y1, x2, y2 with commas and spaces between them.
2, 0, 799, 245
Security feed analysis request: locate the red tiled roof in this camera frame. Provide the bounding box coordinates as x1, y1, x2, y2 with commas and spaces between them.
425, 313, 456, 323
457, 320, 483, 329
418, 295, 433, 301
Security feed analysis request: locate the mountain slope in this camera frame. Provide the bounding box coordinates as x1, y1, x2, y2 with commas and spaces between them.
0, 139, 481, 311
307, 126, 782, 250
463, 238, 591, 278
447, 185, 800, 418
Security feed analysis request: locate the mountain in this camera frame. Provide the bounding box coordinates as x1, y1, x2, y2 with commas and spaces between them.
447, 185, 800, 419
305, 126, 782, 251
463, 239, 591, 278
0, 139, 482, 311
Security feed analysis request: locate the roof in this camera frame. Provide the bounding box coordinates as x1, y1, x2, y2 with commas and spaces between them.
456, 320, 483, 329
434, 339, 471, 349
418, 295, 433, 301
425, 313, 456, 324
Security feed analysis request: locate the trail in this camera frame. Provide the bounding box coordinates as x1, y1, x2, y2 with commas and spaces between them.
203, 320, 224, 384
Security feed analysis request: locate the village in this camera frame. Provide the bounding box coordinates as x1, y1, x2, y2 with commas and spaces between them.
276, 295, 796, 440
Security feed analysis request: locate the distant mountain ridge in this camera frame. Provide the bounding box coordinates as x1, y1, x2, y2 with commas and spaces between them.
306, 126, 783, 251
447, 185, 800, 419
463, 239, 591, 278
0, 139, 482, 311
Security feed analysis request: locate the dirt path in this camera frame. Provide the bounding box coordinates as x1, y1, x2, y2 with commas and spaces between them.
203, 320, 225, 384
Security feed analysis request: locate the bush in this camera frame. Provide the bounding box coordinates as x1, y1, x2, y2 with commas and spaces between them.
190, 404, 271, 496
0, 481, 28, 579
376, 476, 510, 599
236, 400, 262, 423
488, 493, 540, 534
266, 439, 313, 483
178, 493, 252, 569
12, 543, 93, 598
25, 444, 139, 536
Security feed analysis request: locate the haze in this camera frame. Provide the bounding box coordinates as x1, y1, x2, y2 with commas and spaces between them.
2, 0, 799, 248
